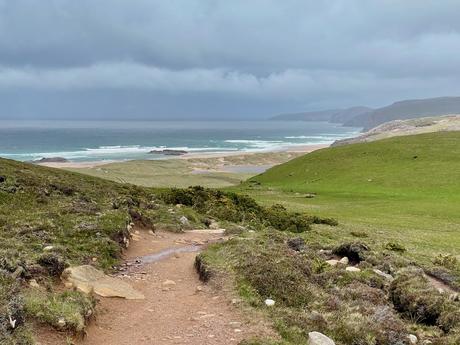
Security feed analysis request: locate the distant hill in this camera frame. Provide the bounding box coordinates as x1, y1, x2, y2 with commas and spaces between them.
272, 96, 460, 131
333, 114, 460, 146
345, 96, 460, 130
271, 106, 372, 123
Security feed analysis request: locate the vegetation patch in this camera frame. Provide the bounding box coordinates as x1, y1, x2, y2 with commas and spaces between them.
200, 230, 460, 344
161, 186, 337, 232
24, 290, 95, 333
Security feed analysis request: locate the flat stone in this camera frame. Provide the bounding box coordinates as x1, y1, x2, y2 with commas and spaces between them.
326, 259, 339, 266
308, 331, 335, 345
345, 266, 361, 272
373, 269, 394, 281
62, 265, 144, 299
162, 279, 176, 287
43, 245, 54, 251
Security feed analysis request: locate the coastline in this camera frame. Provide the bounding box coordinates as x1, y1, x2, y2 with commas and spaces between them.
37, 143, 330, 169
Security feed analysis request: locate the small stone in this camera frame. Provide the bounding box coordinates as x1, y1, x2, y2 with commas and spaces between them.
231, 298, 241, 304
29, 279, 40, 288
64, 282, 73, 288
345, 266, 361, 272
92, 257, 97, 262
339, 257, 349, 265
195, 286, 204, 293
179, 216, 189, 225
162, 279, 176, 287
234, 329, 242, 333
265, 299, 275, 307
308, 331, 335, 345
408, 334, 418, 344
57, 317, 66, 328
148, 230, 155, 235
373, 269, 394, 281
43, 245, 54, 251
326, 259, 339, 266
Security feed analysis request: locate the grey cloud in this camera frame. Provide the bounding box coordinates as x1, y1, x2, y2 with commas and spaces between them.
0, 0, 460, 119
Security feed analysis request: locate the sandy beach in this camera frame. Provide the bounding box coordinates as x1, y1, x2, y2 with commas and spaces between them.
37, 143, 329, 169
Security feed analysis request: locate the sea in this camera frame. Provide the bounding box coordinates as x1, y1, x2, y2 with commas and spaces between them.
0, 120, 360, 162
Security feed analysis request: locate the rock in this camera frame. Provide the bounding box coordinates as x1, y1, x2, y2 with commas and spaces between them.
62, 265, 144, 299
29, 279, 40, 288
339, 257, 349, 265
195, 286, 204, 293
149, 149, 188, 156
264, 299, 275, 307
179, 216, 189, 225
305, 193, 316, 198
162, 279, 176, 287
0, 176, 5, 183
148, 230, 155, 235
33, 157, 69, 163
345, 266, 361, 272
373, 269, 394, 281
43, 245, 54, 251
287, 237, 305, 251
308, 331, 335, 345
57, 317, 66, 329
326, 259, 339, 266
11, 266, 24, 279
408, 334, 418, 344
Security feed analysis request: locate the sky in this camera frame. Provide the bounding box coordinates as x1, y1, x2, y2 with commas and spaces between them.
1, 0, 460, 120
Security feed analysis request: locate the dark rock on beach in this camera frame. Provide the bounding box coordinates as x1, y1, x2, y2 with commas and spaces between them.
149, 149, 188, 156
33, 157, 69, 163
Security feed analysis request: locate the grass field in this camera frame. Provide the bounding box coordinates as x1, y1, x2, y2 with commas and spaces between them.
233, 132, 460, 263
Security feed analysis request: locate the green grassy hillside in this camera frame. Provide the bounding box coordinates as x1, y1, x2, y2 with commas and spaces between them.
242, 132, 460, 228
234, 132, 460, 278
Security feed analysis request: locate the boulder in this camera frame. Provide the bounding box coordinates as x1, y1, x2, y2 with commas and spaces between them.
308, 331, 335, 345
62, 265, 144, 299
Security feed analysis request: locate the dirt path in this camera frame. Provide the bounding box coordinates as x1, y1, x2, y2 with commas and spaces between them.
36, 228, 269, 345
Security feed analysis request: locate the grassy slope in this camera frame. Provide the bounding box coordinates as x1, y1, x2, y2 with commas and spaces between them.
235, 132, 460, 262
203, 132, 460, 344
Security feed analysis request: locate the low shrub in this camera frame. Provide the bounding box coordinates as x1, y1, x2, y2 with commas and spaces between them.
160, 186, 337, 233
24, 290, 95, 333
433, 254, 458, 270
389, 269, 444, 325
384, 241, 406, 253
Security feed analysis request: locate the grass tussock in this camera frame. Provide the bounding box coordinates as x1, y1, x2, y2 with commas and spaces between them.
24, 290, 95, 333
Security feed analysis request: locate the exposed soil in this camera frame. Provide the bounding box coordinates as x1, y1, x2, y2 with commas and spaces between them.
35, 228, 271, 345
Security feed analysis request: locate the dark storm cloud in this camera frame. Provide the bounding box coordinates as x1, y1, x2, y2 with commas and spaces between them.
1, 0, 460, 119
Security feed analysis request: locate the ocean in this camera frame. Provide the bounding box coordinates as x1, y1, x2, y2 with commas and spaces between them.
0, 120, 360, 162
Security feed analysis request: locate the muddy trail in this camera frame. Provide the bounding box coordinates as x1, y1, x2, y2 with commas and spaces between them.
36, 228, 269, 345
